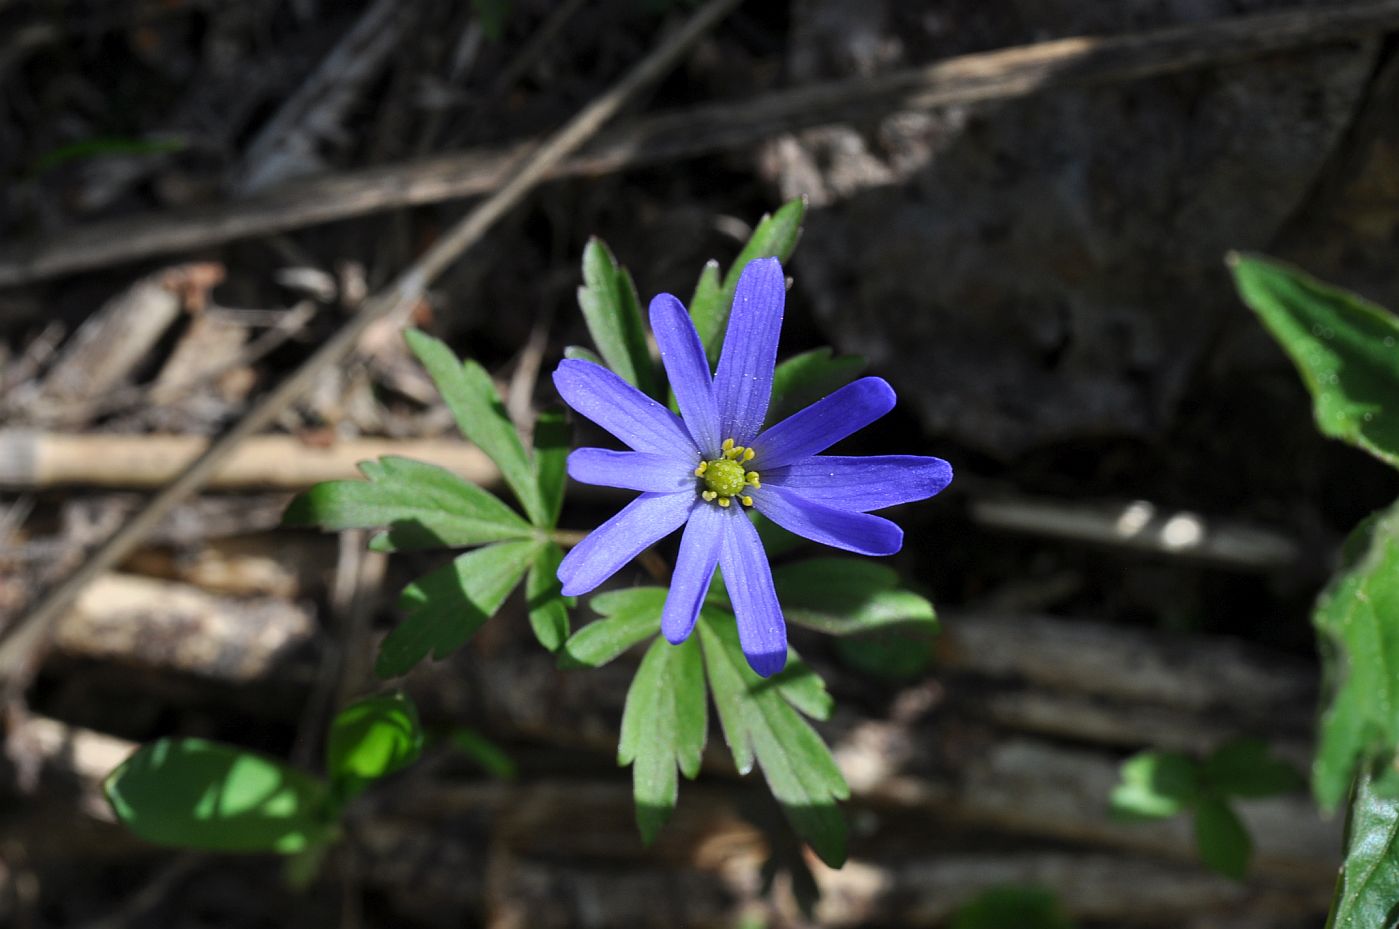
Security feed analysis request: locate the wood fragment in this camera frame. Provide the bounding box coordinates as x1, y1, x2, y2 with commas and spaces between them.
3, 0, 1399, 286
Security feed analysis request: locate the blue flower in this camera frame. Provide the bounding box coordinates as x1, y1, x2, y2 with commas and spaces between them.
554, 257, 952, 677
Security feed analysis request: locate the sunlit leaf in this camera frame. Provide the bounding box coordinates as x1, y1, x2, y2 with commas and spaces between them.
1330, 766, 1399, 929
1110, 751, 1199, 821
773, 558, 937, 636
326, 693, 423, 798
619, 636, 706, 843
560, 587, 665, 668
578, 238, 661, 397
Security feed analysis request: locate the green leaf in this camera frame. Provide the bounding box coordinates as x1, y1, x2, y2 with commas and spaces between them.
772, 654, 834, 722
283, 455, 532, 552
578, 238, 661, 398
1330, 766, 1399, 929
404, 329, 547, 525
618, 636, 707, 844
375, 539, 541, 678
1201, 738, 1305, 799
326, 693, 423, 799
447, 727, 517, 780
1229, 253, 1399, 469
767, 348, 866, 426
834, 632, 934, 682
773, 558, 937, 636
950, 886, 1078, 929
559, 587, 666, 668
563, 345, 605, 365
699, 609, 849, 867
1314, 499, 1399, 810
689, 198, 807, 363
526, 542, 570, 652
1110, 751, 1200, 820
1194, 795, 1251, 880
104, 739, 331, 853
532, 411, 570, 529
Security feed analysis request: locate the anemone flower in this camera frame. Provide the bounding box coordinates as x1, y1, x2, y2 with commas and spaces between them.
553, 257, 952, 676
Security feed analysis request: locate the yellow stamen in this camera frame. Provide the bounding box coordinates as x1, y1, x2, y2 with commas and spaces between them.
721, 438, 735, 453
717, 496, 731, 508
740, 495, 753, 507
742, 448, 755, 462
745, 471, 760, 488
702, 490, 717, 502
694, 461, 708, 477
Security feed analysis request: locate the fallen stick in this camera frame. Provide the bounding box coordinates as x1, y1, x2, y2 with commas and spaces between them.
1, 0, 1396, 286
0, 0, 744, 691
0, 431, 499, 490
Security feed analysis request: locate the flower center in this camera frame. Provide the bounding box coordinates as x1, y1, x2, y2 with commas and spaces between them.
694, 438, 761, 508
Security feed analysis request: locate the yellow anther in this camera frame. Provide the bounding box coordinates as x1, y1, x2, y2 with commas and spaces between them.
717, 496, 732, 508
702, 490, 717, 502
694, 461, 708, 477
740, 495, 753, 507
742, 448, 755, 462
745, 471, 760, 487
722, 438, 735, 453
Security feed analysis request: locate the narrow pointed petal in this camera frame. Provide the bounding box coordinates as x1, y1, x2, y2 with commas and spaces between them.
557, 491, 694, 596
719, 512, 787, 677
651, 293, 720, 455
765, 455, 953, 512
751, 377, 896, 469
553, 359, 696, 456
714, 258, 785, 444
751, 483, 902, 556
661, 503, 726, 644
567, 448, 694, 494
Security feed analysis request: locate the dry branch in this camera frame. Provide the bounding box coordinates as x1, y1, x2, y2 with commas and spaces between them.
2, 0, 1398, 286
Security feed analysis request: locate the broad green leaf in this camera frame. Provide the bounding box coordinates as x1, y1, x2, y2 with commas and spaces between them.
447, 727, 517, 780
283, 455, 532, 551
578, 238, 661, 397
951, 886, 1078, 929
1330, 767, 1399, 929
1314, 499, 1399, 810
1229, 253, 1399, 469
773, 558, 937, 636
773, 654, 834, 722
326, 693, 423, 798
699, 609, 849, 867
532, 411, 570, 529
618, 636, 707, 844
690, 198, 807, 362
375, 539, 541, 678
1201, 738, 1304, 799
104, 739, 331, 853
767, 348, 866, 426
1194, 795, 1251, 880
1110, 751, 1199, 820
834, 631, 934, 681
404, 329, 547, 525
525, 542, 570, 652
559, 587, 666, 668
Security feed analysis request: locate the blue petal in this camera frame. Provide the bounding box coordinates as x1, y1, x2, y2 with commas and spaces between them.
719, 511, 787, 677
765, 455, 953, 512
651, 293, 720, 455
751, 377, 895, 469
751, 483, 902, 556
553, 359, 696, 456
661, 502, 726, 644
714, 258, 785, 444
567, 448, 693, 494
557, 491, 694, 596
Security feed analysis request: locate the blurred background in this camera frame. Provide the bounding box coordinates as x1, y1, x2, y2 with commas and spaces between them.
2, 0, 1399, 926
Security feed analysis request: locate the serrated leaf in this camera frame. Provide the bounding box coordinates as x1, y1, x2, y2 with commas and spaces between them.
559, 587, 666, 668
690, 199, 806, 363
951, 886, 1079, 929
526, 542, 570, 652
1330, 766, 1399, 929
404, 329, 547, 525
284, 455, 532, 551
375, 539, 541, 678
578, 238, 661, 397
772, 654, 834, 722
699, 609, 849, 867
1194, 794, 1251, 880
619, 636, 707, 844
533, 411, 569, 529
1110, 750, 1199, 821
326, 693, 423, 799
1314, 499, 1399, 810
767, 348, 866, 426
1229, 253, 1399, 469
104, 739, 331, 853
773, 557, 937, 636
1201, 738, 1305, 799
